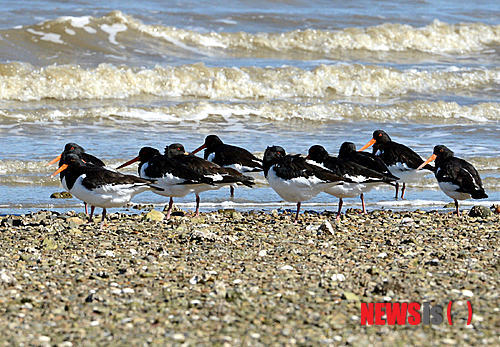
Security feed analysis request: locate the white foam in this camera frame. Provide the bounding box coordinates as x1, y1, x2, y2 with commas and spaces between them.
27, 29, 64, 44
100, 23, 127, 45
115, 110, 181, 122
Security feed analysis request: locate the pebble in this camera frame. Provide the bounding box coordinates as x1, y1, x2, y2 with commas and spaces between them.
462, 290, 474, 297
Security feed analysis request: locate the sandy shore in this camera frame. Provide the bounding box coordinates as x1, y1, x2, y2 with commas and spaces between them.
0, 207, 499, 346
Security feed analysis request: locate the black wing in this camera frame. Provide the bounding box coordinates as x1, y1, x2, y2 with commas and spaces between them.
83, 166, 152, 189
322, 156, 397, 184
273, 155, 348, 183
81, 153, 106, 167
437, 158, 487, 198
208, 144, 263, 171
376, 142, 433, 171
347, 151, 399, 179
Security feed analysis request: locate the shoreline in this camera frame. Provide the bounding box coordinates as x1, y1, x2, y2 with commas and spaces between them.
0, 209, 499, 346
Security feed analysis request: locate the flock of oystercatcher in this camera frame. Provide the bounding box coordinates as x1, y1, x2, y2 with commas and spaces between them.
48, 130, 488, 228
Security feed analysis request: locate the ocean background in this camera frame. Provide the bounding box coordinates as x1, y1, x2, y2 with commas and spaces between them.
1, 0, 500, 216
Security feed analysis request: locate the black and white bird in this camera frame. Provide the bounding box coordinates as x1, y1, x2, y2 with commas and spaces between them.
51, 151, 158, 229
338, 142, 399, 181
116, 147, 215, 219
358, 130, 433, 199
191, 135, 263, 196
307, 145, 397, 219
417, 145, 488, 216
165, 143, 255, 216
263, 146, 348, 223
48, 143, 106, 214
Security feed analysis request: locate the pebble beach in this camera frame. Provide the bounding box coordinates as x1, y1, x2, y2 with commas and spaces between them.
1, 207, 499, 346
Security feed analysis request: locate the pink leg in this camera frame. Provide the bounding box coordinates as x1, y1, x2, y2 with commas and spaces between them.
401, 183, 407, 200
336, 198, 343, 220
165, 197, 174, 219
195, 194, 200, 217
455, 199, 460, 216
360, 193, 367, 214
99, 208, 106, 230
89, 205, 96, 223
294, 202, 301, 224
84, 202, 88, 215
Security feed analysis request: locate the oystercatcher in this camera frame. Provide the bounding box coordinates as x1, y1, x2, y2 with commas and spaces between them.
165, 143, 255, 216
307, 145, 397, 219
338, 142, 399, 181
417, 145, 488, 216
263, 146, 348, 223
116, 146, 214, 219
48, 143, 106, 214
48, 143, 105, 168
51, 151, 158, 229
358, 130, 433, 199
191, 135, 263, 197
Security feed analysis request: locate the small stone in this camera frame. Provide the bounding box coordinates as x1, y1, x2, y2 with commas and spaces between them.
172, 333, 185, 341
39, 336, 51, 342
42, 237, 58, 250
279, 265, 294, 271
145, 210, 165, 221
468, 206, 491, 218
318, 220, 335, 235
441, 338, 457, 345
342, 292, 360, 302
462, 290, 474, 298
331, 274, 345, 282
258, 250, 267, 257
0, 270, 17, 285
67, 216, 85, 225
50, 191, 73, 199
401, 217, 414, 224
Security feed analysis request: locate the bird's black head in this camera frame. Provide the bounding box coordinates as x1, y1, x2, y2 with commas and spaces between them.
338, 142, 356, 159
138, 147, 161, 161
205, 135, 223, 148
165, 143, 187, 158
373, 130, 391, 144
263, 146, 286, 164
307, 145, 329, 163
433, 145, 454, 160
64, 143, 85, 154
60, 151, 85, 169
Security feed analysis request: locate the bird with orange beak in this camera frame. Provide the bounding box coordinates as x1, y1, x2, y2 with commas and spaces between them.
417, 145, 488, 216
358, 130, 433, 199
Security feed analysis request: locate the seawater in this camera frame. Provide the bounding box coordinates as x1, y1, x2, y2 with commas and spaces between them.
1, 0, 500, 215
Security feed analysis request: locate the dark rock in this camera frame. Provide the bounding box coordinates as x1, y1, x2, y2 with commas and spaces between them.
468, 205, 492, 218
50, 191, 73, 199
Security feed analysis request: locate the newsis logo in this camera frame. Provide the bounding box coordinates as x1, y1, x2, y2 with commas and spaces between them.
360, 301, 473, 326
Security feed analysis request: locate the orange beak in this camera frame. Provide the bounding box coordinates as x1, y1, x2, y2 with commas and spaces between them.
416, 154, 436, 171
47, 154, 62, 166
116, 156, 140, 170
191, 144, 206, 155
51, 164, 68, 178
358, 138, 376, 152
